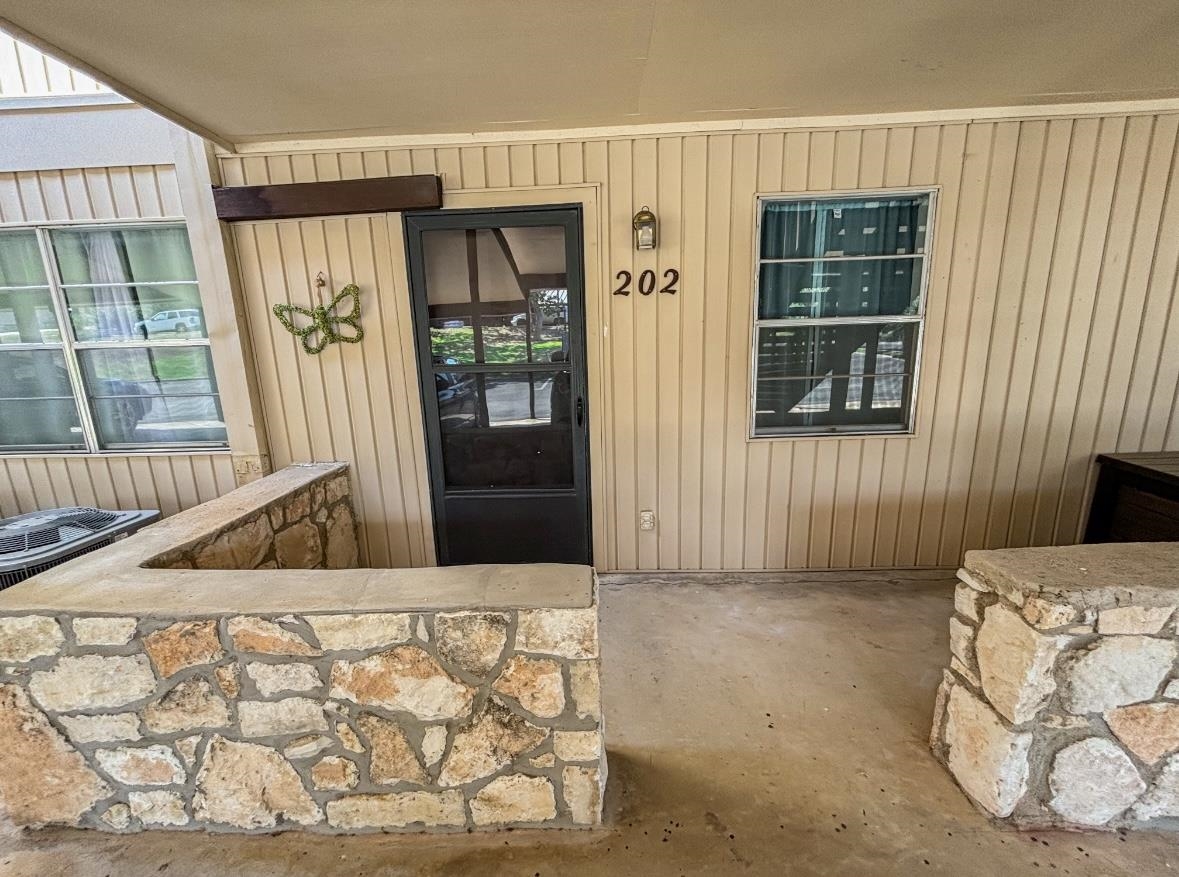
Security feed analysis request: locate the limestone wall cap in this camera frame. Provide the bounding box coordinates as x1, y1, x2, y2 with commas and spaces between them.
963, 542, 1179, 610
0, 462, 593, 617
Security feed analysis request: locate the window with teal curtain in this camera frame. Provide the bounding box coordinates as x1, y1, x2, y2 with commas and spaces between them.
752, 193, 932, 436
0, 224, 227, 452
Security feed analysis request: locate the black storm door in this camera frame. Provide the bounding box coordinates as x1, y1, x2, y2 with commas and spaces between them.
404, 206, 591, 565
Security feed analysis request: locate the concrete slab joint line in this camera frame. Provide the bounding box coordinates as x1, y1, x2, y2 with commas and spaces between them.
0, 464, 604, 834
933, 543, 1179, 831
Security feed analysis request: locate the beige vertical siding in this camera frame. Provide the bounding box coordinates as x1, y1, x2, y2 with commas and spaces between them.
229, 216, 434, 569
0, 163, 236, 518
0, 164, 184, 223
0, 33, 108, 98
221, 110, 1179, 571
0, 454, 236, 519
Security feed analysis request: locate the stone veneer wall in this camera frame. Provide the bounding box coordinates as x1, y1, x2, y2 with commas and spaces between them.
145, 467, 358, 571
931, 547, 1179, 830
0, 604, 604, 832
0, 464, 604, 833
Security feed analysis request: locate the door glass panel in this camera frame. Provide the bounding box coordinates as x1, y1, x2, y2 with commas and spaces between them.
436, 370, 573, 488
422, 226, 568, 365
429, 315, 476, 365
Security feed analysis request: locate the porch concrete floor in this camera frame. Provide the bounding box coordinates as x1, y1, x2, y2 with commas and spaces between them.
4, 571, 1178, 876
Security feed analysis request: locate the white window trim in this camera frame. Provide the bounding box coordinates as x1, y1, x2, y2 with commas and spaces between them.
0, 218, 227, 455
748, 186, 939, 440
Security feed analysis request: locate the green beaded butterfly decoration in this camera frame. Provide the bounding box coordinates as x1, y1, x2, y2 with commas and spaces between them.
272, 284, 364, 355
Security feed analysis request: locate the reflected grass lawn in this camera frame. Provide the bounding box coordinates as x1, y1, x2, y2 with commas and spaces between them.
430, 326, 565, 363
85, 348, 211, 383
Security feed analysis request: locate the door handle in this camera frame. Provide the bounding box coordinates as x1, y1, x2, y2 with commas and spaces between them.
575, 397, 585, 427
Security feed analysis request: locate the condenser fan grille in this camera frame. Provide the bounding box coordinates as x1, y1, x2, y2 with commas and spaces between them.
24, 528, 64, 550
0, 508, 121, 556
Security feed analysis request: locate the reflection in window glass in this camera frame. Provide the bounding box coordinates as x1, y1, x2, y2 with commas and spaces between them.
488, 288, 570, 364
422, 226, 570, 367
50, 227, 205, 344
0, 349, 84, 450
64, 283, 206, 342
0, 224, 227, 453
758, 259, 921, 320
51, 227, 197, 285
437, 370, 574, 488
429, 306, 570, 366
436, 371, 571, 431
760, 196, 929, 260
0, 231, 49, 287
754, 324, 915, 433
429, 316, 476, 364
0, 289, 60, 344
78, 347, 226, 448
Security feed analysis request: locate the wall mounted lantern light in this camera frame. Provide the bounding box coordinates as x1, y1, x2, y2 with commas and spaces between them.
632, 206, 657, 250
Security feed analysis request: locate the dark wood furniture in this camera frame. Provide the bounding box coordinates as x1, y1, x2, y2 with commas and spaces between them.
1084, 452, 1179, 543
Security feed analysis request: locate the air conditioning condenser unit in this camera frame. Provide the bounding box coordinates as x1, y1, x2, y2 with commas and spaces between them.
0, 507, 160, 590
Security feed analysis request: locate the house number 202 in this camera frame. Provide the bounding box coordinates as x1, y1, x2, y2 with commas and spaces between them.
613, 268, 679, 296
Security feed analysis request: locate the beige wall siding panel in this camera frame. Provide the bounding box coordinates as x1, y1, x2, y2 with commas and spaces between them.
1005, 119, 1098, 547
912, 122, 1008, 566
785, 441, 816, 570
849, 439, 886, 569
1030, 117, 1128, 547
632, 137, 660, 570
1118, 122, 1179, 452
721, 135, 759, 569
698, 135, 733, 570
607, 139, 638, 570
0, 455, 233, 517
558, 142, 584, 185
460, 148, 486, 189
956, 120, 1048, 556
229, 214, 433, 569
676, 136, 708, 570
0, 165, 181, 224
1077, 118, 1178, 510
219, 109, 1179, 571
982, 119, 1074, 549
656, 137, 684, 568
1055, 115, 1167, 542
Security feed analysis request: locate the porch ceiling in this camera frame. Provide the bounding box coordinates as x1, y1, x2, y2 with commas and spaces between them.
3, 1, 1179, 150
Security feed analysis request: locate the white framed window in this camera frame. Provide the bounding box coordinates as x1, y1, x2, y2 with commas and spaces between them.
750, 189, 935, 437
0, 222, 228, 453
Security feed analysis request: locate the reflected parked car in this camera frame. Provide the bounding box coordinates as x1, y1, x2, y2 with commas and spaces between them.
133, 308, 202, 338
509, 310, 567, 329
434, 356, 477, 428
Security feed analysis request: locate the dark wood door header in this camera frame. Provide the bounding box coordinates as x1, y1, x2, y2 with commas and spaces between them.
212, 174, 442, 221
